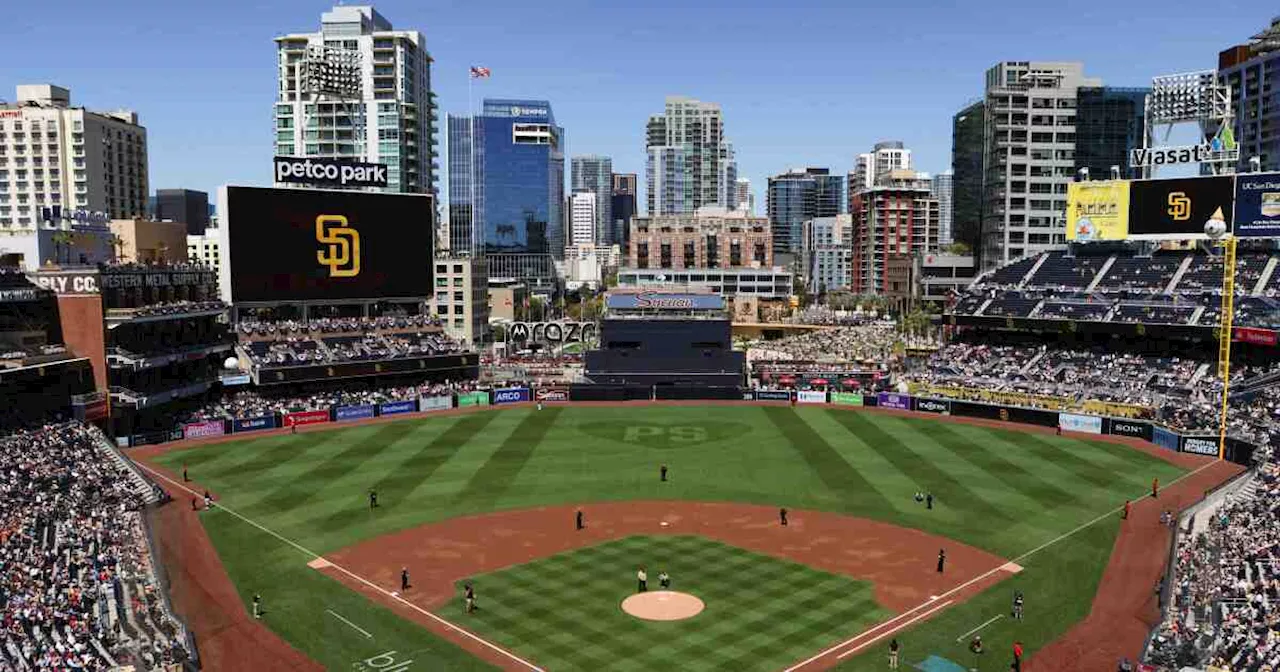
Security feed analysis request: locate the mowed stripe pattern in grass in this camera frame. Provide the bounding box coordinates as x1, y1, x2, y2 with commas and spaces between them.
149, 406, 1189, 672
435, 535, 890, 672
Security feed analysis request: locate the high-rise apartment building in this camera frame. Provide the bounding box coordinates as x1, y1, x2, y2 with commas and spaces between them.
447, 99, 564, 288
274, 5, 436, 195
801, 214, 853, 294
1220, 17, 1280, 172
850, 169, 939, 294
569, 191, 596, 247
851, 141, 912, 191
626, 208, 770, 270
1074, 87, 1148, 179
766, 168, 843, 257
0, 84, 148, 236
611, 173, 637, 247
931, 171, 954, 246
734, 178, 754, 214
645, 96, 737, 215
570, 155, 612, 245
975, 61, 1101, 269
154, 188, 210, 235
951, 101, 984, 256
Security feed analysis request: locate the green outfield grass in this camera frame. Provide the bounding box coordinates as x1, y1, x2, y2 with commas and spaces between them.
149, 405, 1189, 671
436, 535, 890, 671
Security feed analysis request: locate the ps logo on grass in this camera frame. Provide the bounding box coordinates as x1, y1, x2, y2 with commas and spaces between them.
316, 214, 361, 278
580, 421, 750, 448
353, 650, 413, 671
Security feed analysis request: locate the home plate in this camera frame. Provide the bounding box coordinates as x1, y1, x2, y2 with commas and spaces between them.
1000, 562, 1024, 574
307, 557, 333, 569
660, 521, 670, 527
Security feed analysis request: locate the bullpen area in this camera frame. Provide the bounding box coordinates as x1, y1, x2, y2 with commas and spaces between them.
135, 403, 1230, 671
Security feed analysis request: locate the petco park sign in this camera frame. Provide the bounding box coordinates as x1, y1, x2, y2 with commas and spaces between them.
606, 293, 725, 311
274, 156, 388, 189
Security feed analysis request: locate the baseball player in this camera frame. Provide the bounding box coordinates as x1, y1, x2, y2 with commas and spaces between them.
190, 497, 199, 511
1123, 499, 1131, 520
203, 490, 213, 509
888, 638, 900, 669
937, 548, 946, 574
576, 509, 584, 531
1012, 641, 1024, 672
1012, 590, 1024, 620
182, 464, 189, 482
926, 492, 934, 510
1151, 477, 1159, 499
779, 508, 788, 526
369, 488, 379, 509
464, 583, 476, 613
252, 594, 262, 619
658, 570, 670, 589
660, 464, 668, 482
401, 567, 410, 591
537, 400, 544, 411
637, 567, 648, 592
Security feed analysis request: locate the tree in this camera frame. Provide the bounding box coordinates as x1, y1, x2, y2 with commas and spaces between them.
941, 242, 972, 256
155, 241, 170, 264
50, 231, 73, 265
108, 234, 126, 262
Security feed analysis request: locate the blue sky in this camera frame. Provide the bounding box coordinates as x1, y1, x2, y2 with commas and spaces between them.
1, 0, 1272, 210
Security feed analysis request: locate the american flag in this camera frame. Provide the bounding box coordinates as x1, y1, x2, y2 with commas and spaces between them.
470, 66, 491, 79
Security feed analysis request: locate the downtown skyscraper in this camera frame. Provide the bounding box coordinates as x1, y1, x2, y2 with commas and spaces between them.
570, 155, 613, 245
273, 5, 436, 195
766, 168, 843, 256
447, 99, 564, 289
645, 96, 738, 215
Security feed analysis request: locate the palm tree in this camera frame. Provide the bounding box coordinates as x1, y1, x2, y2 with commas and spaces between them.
50, 231, 73, 265
108, 234, 126, 262
155, 241, 170, 265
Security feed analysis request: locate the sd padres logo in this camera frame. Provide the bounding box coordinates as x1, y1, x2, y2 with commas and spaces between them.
315, 215, 360, 278
1167, 191, 1191, 221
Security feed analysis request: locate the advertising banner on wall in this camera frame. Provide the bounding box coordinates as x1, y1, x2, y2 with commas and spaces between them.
183, 420, 226, 440
1233, 327, 1279, 346
1180, 436, 1219, 457
535, 387, 569, 402
492, 387, 531, 405
830, 392, 864, 406
1107, 419, 1152, 441
754, 389, 792, 402
456, 392, 489, 407
233, 415, 276, 433
1059, 413, 1103, 434
1233, 172, 1280, 238
1066, 180, 1131, 241
335, 404, 376, 422
797, 390, 827, 404
1127, 175, 1235, 240
220, 373, 252, 386
1152, 426, 1181, 451
914, 398, 951, 415
877, 393, 912, 410
379, 400, 417, 416
419, 395, 453, 412
283, 410, 331, 427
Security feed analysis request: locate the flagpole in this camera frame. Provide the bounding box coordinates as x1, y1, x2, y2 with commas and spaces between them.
468, 69, 477, 258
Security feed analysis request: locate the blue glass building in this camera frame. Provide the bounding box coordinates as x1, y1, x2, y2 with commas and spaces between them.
447, 99, 564, 287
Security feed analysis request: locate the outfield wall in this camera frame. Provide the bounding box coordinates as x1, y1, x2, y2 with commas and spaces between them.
123, 387, 1258, 466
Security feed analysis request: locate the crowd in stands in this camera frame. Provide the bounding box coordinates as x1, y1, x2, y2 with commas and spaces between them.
116, 300, 225, 318
785, 306, 886, 325
0, 423, 189, 670
1146, 447, 1280, 671
0, 343, 69, 364
182, 381, 477, 421
241, 330, 464, 367
746, 323, 929, 365
237, 314, 441, 338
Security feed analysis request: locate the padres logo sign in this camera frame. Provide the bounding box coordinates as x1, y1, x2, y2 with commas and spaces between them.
1167, 192, 1191, 221
316, 214, 360, 278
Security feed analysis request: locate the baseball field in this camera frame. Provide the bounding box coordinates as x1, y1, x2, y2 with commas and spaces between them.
136, 403, 1232, 671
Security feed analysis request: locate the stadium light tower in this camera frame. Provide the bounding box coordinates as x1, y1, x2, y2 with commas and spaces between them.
1205, 211, 1233, 461
1141, 71, 1237, 179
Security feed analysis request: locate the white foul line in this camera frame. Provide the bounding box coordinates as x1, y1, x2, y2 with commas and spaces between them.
134, 462, 545, 672
837, 601, 954, 659
781, 457, 1225, 671
954, 614, 1003, 643
325, 609, 373, 638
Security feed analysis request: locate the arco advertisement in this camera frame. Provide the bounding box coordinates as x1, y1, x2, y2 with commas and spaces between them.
284, 409, 331, 427
1058, 413, 1103, 434
419, 395, 453, 412
830, 392, 863, 406
796, 390, 827, 404
183, 420, 226, 440
379, 400, 417, 416
493, 387, 531, 405
456, 392, 489, 407
335, 404, 376, 421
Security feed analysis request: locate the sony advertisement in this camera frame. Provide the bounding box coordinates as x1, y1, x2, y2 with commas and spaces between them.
1107, 419, 1152, 441
1127, 176, 1234, 240
221, 186, 433, 302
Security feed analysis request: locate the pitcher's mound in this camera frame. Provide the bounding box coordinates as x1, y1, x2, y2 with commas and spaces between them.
621, 591, 705, 621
